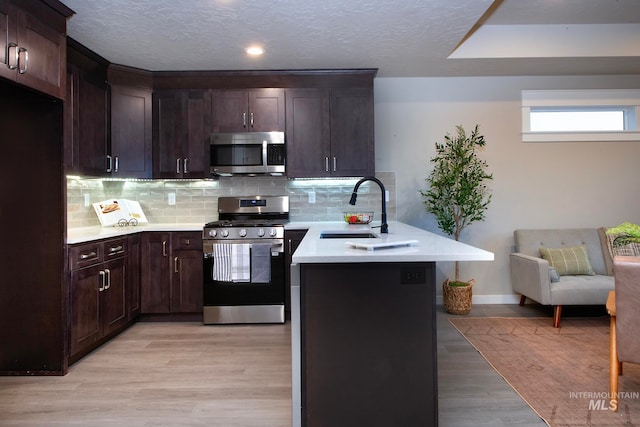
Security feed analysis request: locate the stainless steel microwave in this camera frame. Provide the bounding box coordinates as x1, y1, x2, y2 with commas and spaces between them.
210, 132, 286, 176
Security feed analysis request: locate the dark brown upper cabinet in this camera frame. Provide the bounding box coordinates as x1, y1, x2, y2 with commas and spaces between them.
153, 89, 211, 178
286, 87, 374, 178
65, 65, 109, 176
211, 88, 285, 133
65, 50, 153, 178
110, 84, 153, 178
0, 0, 72, 99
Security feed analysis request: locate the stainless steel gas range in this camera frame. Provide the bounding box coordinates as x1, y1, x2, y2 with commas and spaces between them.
202, 196, 289, 324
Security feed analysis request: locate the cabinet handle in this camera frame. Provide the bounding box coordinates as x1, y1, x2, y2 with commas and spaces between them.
324, 157, 329, 172
104, 269, 111, 290
80, 251, 97, 260
106, 155, 112, 173
242, 112, 247, 128
99, 270, 106, 291
288, 239, 292, 253
114, 156, 119, 173
109, 245, 123, 254
17, 47, 27, 74
333, 156, 337, 172
183, 157, 188, 174
7, 43, 18, 70
174, 257, 179, 273
176, 158, 181, 174
250, 112, 254, 127
162, 241, 167, 257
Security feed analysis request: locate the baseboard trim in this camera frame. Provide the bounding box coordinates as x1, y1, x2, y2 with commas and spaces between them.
436, 294, 522, 305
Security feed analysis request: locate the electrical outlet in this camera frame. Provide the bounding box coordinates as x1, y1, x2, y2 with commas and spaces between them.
84, 194, 90, 207
308, 191, 316, 204
385, 190, 390, 202
401, 268, 425, 284
168, 193, 176, 205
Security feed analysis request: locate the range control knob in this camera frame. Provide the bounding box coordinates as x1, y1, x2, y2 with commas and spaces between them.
220, 229, 229, 238
239, 229, 247, 237
269, 228, 278, 237
208, 229, 217, 238
257, 228, 266, 237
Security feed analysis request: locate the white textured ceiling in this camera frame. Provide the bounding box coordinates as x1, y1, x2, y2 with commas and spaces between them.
60, 0, 640, 77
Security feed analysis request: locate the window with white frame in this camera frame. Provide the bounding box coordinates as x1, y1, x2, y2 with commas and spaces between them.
521, 90, 640, 142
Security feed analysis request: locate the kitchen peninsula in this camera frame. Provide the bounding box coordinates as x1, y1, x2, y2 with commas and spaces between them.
289, 221, 494, 427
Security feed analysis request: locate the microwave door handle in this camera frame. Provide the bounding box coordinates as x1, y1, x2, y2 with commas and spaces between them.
262, 141, 268, 166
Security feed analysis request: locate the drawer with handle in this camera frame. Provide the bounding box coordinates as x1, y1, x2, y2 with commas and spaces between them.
69, 238, 128, 270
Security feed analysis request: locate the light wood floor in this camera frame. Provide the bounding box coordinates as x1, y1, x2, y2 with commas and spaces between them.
0, 304, 600, 426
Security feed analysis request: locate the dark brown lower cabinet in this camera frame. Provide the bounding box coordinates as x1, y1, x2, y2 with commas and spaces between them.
69, 238, 128, 361
141, 232, 203, 314
285, 228, 308, 318
128, 234, 141, 319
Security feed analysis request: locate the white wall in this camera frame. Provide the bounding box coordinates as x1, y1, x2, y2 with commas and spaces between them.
374, 75, 640, 302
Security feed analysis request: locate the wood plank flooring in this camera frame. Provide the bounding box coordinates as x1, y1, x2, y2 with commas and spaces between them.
0, 304, 590, 426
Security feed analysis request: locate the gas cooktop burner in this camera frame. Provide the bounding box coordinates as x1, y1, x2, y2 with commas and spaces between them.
204, 219, 288, 228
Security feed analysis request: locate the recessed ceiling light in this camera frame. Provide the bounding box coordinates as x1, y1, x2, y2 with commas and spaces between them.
246, 46, 264, 56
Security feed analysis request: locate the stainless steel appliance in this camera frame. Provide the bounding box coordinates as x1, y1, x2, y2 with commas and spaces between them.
210, 132, 286, 176
203, 195, 289, 324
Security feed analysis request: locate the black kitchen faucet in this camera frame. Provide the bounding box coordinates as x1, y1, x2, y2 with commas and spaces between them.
349, 176, 388, 233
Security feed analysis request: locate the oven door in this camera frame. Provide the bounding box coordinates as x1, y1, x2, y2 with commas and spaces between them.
203, 240, 285, 324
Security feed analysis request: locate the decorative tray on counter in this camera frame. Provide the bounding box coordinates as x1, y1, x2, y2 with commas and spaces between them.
345, 240, 419, 251
343, 211, 374, 224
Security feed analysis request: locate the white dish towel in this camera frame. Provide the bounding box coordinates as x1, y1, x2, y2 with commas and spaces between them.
212, 244, 232, 282
231, 243, 251, 282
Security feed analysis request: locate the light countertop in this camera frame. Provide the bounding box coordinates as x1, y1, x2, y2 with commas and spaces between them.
67, 223, 205, 244
68, 221, 496, 266
291, 221, 494, 263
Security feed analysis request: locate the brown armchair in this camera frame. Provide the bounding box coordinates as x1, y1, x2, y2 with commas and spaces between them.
609, 256, 640, 411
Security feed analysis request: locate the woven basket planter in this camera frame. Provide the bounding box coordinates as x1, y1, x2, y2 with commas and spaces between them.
443, 279, 475, 315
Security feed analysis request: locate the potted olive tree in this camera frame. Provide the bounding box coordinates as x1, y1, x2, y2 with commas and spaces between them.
419, 124, 493, 314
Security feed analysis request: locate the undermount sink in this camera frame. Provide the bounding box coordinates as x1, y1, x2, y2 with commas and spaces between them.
320, 231, 378, 239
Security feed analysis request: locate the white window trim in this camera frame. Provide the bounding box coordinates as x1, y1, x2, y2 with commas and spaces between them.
522, 89, 640, 142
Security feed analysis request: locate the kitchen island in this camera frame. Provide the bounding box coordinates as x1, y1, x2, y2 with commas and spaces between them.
290, 221, 493, 427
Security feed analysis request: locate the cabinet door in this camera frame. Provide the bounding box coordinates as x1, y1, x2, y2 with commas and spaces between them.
211, 89, 284, 132
15, 8, 65, 99
101, 257, 128, 337
0, 0, 16, 82
76, 73, 109, 176
170, 232, 203, 313
111, 85, 152, 178
330, 88, 375, 177
70, 265, 102, 357
181, 90, 211, 178
211, 89, 247, 132
171, 249, 203, 313
153, 90, 183, 178
249, 88, 285, 132
285, 89, 331, 178
140, 233, 171, 313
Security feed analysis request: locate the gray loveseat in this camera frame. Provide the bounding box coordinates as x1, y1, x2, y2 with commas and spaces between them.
510, 228, 614, 327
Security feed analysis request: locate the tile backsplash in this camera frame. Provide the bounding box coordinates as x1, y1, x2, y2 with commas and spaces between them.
67, 172, 396, 229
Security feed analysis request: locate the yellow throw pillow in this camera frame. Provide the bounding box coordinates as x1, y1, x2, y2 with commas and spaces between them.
540, 245, 595, 276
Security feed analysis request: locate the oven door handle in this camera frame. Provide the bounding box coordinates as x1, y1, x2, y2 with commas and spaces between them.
203, 241, 284, 257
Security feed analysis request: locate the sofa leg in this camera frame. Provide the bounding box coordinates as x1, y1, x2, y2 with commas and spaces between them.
519, 295, 526, 306
553, 305, 562, 328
